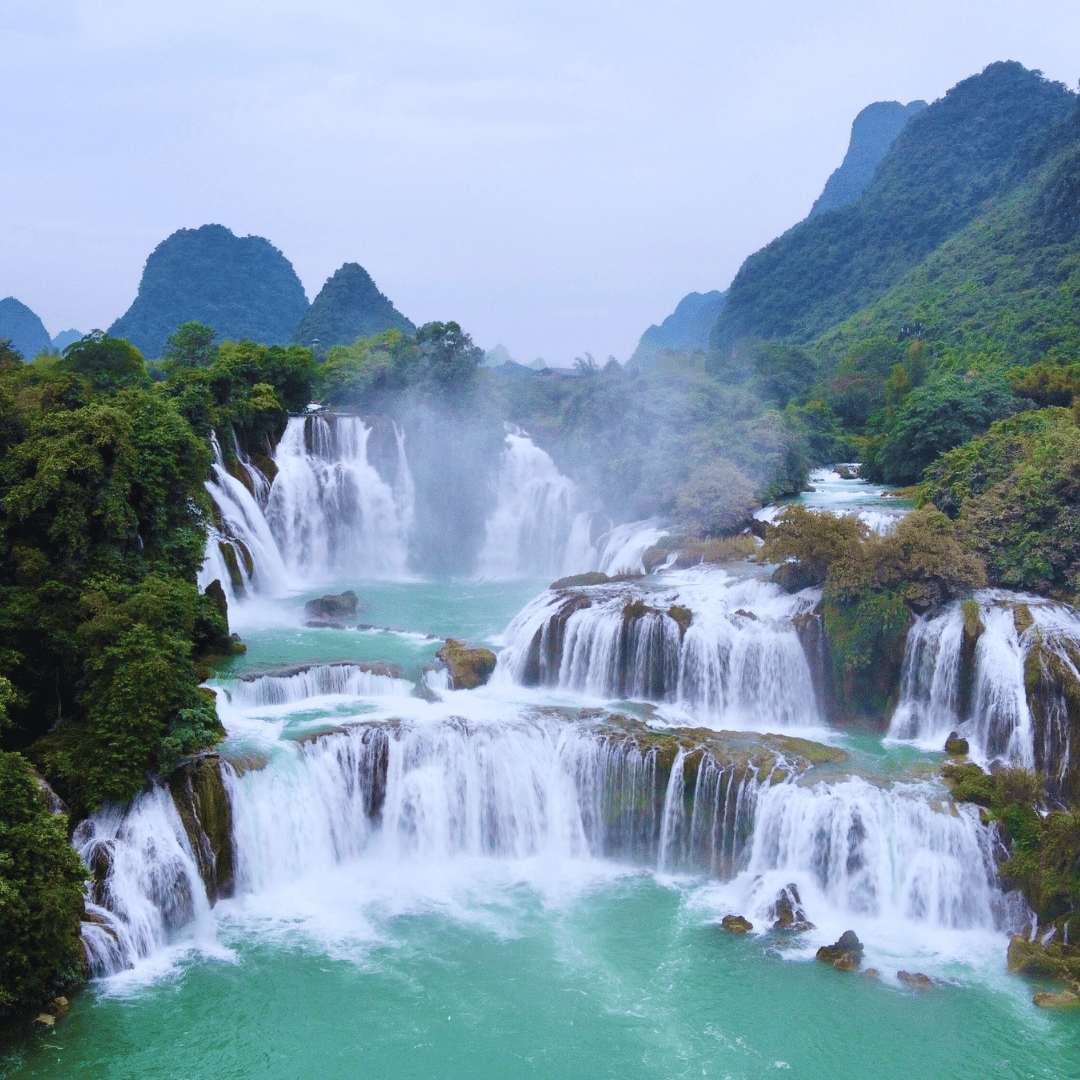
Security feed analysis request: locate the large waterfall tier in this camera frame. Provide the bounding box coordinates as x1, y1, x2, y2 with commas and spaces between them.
200, 418, 664, 592
266, 415, 416, 581
79, 710, 1024, 981
887, 591, 1080, 796
496, 569, 824, 731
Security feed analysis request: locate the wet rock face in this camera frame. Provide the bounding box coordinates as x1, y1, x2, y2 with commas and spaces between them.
768, 883, 815, 932
897, 970, 934, 990
1034, 989, 1080, 1008
168, 755, 234, 903
817, 930, 864, 971
437, 639, 498, 690
721, 915, 753, 933
944, 731, 970, 755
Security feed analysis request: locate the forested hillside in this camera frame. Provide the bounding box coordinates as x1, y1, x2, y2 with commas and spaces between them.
109, 225, 310, 359
711, 63, 1076, 353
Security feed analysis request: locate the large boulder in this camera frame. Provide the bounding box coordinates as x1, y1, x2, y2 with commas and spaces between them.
817, 930, 864, 971
769, 883, 814, 932
721, 915, 753, 934
437, 639, 497, 690
305, 591, 360, 623
167, 754, 234, 903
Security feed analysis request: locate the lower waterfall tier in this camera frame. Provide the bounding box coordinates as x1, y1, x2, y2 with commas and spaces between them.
79, 712, 1024, 978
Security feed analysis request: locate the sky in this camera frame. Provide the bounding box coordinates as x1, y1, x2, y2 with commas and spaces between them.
2, 1, 1079, 364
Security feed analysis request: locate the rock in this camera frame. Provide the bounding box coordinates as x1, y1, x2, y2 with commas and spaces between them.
1034, 989, 1080, 1009
305, 591, 360, 621
721, 915, 753, 934
1008, 934, 1063, 978
863, 968, 880, 978
944, 731, 969, 755
734, 609, 758, 621
34, 1014, 56, 1027
768, 883, 815, 932
817, 930, 864, 970
49, 996, 70, 1017
168, 755, 234, 902
550, 572, 610, 590
897, 970, 934, 990
205, 578, 229, 618
437, 639, 498, 690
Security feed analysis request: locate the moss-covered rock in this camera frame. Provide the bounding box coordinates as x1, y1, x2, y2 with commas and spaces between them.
721, 915, 753, 933
817, 930, 863, 971
437, 639, 497, 690
549, 572, 611, 590
305, 591, 360, 622
168, 754, 234, 903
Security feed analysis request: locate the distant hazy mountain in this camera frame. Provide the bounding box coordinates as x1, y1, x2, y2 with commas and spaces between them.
809, 100, 926, 218
0, 297, 51, 360
628, 290, 727, 369
483, 344, 514, 368
109, 224, 310, 358
294, 262, 414, 350
51, 329, 84, 352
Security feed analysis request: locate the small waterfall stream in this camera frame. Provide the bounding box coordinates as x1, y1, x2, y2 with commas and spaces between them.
887, 592, 1080, 788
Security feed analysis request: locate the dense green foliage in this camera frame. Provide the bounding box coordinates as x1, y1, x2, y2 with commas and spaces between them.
712, 63, 1075, 352
764, 506, 985, 720
294, 263, 415, 353
0, 332, 248, 817
922, 407, 1080, 598
944, 762, 1080, 919
108, 224, 310, 360
0, 750, 87, 1013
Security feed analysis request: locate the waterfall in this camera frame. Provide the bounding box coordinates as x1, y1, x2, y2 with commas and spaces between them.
80, 712, 1022, 973
887, 593, 1080, 786
735, 777, 1020, 934
198, 432, 291, 602
476, 433, 585, 579
266, 416, 415, 581
77, 785, 216, 977
219, 663, 415, 707
497, 571, 822, 730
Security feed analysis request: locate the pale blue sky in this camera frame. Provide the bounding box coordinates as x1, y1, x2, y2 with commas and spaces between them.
2, 0, 1078, 361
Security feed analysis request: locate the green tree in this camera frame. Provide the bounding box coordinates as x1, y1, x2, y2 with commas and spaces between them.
61, 331, 147, 394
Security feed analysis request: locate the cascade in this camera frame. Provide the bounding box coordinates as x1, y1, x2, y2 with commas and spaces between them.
730, 776, 1024, 934
266, 415, 415, 581
77, 785, 216, 977
198, 432, 290, 602
887, 592, 1080, 788
497, 570, 822, 730
219, 663, 414, 707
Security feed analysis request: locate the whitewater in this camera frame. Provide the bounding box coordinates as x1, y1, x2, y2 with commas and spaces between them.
6, 437, 1079, 1080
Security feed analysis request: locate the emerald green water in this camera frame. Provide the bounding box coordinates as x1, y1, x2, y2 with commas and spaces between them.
5, 871, 1077, 1079
4, 576, 1078, 1078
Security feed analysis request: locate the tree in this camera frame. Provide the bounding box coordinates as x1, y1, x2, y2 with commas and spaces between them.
60, 331, 147, 393
163, 321, 218, 369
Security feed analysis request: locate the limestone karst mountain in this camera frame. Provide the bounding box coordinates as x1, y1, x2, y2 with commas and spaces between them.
293, 262, 415, 351
108, 224, 310, 358
0, 296, 51, 359
627, 290, 726, 369
808, 99, 926, 218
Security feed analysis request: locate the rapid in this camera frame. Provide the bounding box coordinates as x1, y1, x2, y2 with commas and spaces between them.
6, 441, 1079, 1080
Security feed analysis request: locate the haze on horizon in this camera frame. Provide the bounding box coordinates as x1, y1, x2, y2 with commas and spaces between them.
2, 0, 1078, 364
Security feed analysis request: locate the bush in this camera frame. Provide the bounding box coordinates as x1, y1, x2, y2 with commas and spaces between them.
0, 751, 87, 1012
673, 459, 758, 537
922, 407, 1080, 597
